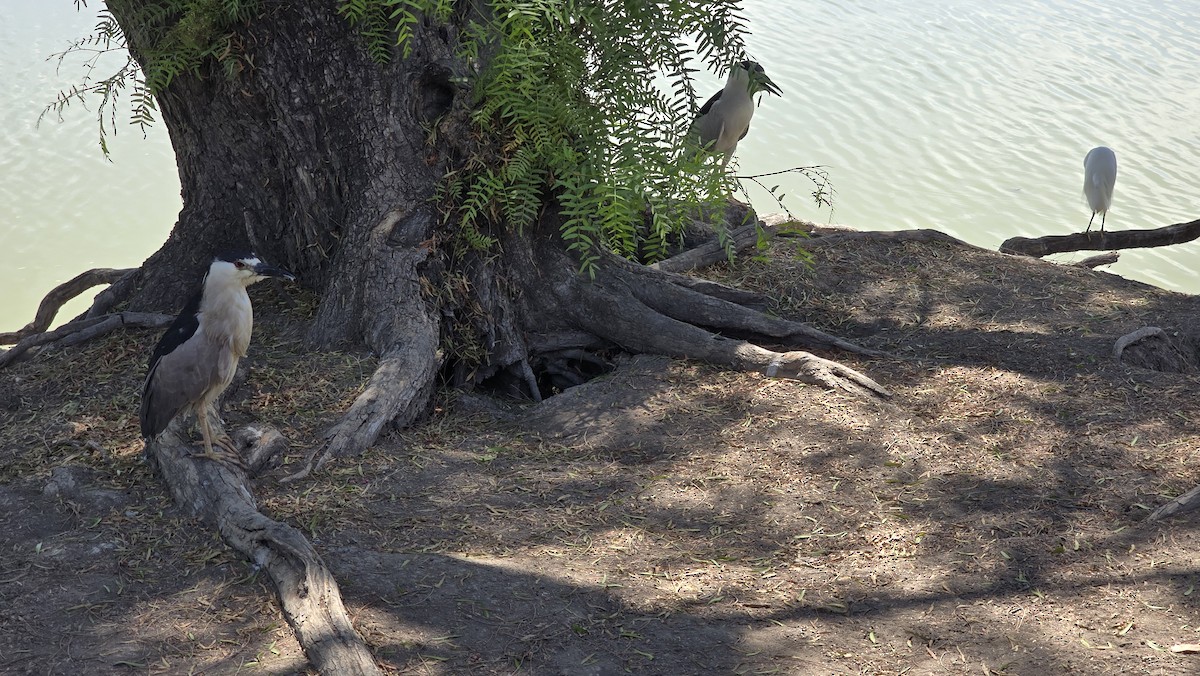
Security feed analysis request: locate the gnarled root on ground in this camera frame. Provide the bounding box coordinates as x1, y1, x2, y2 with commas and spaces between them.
302, 210, 893, 471
0, 266, 163, 371
0, 267, 137, 345
0, 311, 172, 370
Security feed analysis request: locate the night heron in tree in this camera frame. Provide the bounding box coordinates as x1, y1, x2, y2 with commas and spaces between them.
1084, 146, 1117, 233
140, 251, 295, 468
689, 60, 783, 170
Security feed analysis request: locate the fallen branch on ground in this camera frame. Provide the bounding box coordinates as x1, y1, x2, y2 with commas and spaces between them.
0, 268, 135, 345
0, 312, 172, 370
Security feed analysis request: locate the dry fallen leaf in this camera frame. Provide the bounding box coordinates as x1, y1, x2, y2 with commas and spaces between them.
1170, 644, 1200, 654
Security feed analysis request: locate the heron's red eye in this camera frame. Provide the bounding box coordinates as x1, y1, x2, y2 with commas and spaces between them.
234, 261, 247, 269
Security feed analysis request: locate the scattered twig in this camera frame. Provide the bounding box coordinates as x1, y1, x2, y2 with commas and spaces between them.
733, 164, 836, 219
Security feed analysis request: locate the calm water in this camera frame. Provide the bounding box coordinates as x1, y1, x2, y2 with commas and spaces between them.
1, 3, 178, 328
2, 1, 1199, 329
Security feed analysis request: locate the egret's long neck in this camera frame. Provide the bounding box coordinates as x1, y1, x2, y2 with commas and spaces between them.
200, 276, 254, 357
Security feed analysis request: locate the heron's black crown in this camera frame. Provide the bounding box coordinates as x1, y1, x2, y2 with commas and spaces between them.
737, 60, 765, 74
215, 249, 259, 264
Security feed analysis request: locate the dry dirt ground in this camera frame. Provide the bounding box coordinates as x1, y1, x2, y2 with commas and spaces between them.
3, 233, 1200, 675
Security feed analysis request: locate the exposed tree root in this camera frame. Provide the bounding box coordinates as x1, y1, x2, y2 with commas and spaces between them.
652, 216, 789, 273
1073, 252, 1120, 269
1146, 484, 1200, 522
296, 210, 892, 473
283, 337, 439, 482
0, 267, 136, 344
1113, 327, 1166, 363
84, 267, 141, 318
1112, 326, 1196, 373
149, 426, 381, 675
517, 218, 892, 400
1000, 218, 1200, 257
0, 312, 172, 370
620, 257, 882, 357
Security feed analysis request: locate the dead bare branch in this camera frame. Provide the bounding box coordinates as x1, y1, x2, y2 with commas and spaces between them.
1000, 219, 1200, 257
0, 268, 135, 345
0, 312, 171, 370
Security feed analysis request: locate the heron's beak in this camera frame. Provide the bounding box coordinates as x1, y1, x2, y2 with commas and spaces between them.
756, 75, 782, 97
254, 262, 297, 282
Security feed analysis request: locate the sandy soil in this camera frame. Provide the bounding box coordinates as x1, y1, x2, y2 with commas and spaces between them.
3, 234, 1200, 675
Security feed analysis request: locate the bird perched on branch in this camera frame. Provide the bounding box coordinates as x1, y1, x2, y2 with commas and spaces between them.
689, 60, 783, 170
140, 251, 295, 469
1083, 146, 1117, 233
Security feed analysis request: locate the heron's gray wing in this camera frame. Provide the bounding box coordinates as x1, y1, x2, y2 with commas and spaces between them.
697, 90, 722, 116
690, 106, 728, 152
140, 335, 213, 439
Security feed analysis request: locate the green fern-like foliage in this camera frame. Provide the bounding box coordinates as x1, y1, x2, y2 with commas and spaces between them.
64, 0, 753, 268
339, 0, 748, 273
48, 0, 256, 156
452, 0, 749, 273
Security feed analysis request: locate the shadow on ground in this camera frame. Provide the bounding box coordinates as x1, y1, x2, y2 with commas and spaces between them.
4, 235, 1200, 674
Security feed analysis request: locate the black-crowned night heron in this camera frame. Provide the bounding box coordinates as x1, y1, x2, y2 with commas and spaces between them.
140, 250, 295, 468
1083, 146, 1117, 233
689, 60, 783, 170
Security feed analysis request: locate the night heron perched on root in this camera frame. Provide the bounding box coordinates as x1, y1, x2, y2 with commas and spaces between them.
140, 251, 295, 469
1084, 146, 1117, 233
689, 60, 783, 170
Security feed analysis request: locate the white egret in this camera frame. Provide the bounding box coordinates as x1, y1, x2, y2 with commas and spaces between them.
1083, 146, 1117, 233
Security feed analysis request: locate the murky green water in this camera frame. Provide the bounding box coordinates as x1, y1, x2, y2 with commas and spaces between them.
3, 1, 1198, 330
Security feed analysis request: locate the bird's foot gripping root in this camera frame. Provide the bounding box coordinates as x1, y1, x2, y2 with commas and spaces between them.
191, 435, 247, 472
